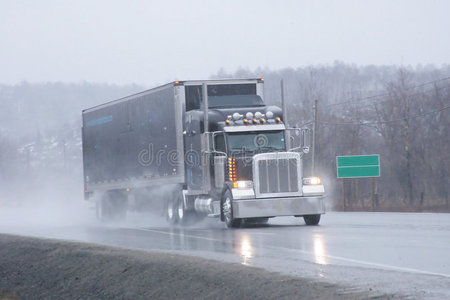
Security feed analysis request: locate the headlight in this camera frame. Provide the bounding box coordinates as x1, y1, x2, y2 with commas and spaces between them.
303, 177, 321, 185
233, 181, 253, 189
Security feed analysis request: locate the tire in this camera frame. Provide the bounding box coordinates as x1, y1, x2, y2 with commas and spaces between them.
303, 214, 321, 226
221, 190, 241, 228
176, 191, 188, 226
166, 197, 178, 225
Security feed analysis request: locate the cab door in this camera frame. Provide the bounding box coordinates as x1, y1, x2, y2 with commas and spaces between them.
184, 118, 203, 192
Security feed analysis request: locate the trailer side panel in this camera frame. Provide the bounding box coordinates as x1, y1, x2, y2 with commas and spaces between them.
82, 86, 184, 190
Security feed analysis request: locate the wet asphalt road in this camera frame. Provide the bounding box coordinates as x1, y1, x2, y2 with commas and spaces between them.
1, 210, 449, 298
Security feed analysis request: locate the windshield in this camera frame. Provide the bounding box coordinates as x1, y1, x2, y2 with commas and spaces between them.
208, 95, 264, 108
226, 131, 286, 152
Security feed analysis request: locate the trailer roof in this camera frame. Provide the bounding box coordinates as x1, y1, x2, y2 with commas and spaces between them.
82, 78, 264, 113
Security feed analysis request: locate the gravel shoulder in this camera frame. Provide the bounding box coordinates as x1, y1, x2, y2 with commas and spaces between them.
0, 234, 394, 299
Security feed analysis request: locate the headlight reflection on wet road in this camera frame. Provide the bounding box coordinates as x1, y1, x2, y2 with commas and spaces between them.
313, 234, 328, 265
239, 234, 253, 265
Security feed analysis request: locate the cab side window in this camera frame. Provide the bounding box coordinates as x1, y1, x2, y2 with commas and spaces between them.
185, 86, 202, 111
214, 134, 225, 152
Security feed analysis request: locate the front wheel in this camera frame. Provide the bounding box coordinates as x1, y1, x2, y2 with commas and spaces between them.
303, 214, 321, 226
222, 190, 241, 228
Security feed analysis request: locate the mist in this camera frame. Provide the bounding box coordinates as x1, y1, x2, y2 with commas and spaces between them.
0, 163, 176, 239
1, 64, 449, 236
0, 4, 449, 300
1, 0, 449, 236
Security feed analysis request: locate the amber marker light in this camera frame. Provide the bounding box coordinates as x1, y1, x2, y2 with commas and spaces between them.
228, 158, 237, 181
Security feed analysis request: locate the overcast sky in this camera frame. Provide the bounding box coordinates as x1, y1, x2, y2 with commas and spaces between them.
1, 0, 449, 86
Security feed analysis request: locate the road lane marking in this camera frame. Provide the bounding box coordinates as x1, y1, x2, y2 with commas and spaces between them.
128, 226, 274, 237
185, 228, 276, 236
127, 227, 450, 279
242, 232, 276, 236
130, 227, 224, 243
267, 245, 450, 279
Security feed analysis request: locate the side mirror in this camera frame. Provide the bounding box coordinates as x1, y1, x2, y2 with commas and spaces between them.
287, 128, 310, 154
211, 132, 217, 152
302, 128, 311, 152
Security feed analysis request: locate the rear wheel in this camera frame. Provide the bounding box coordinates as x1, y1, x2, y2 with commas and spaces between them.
176, 191, 189, 225
303, 214, 321, 226
222, 190, 241, 228
166, 197, 178, 225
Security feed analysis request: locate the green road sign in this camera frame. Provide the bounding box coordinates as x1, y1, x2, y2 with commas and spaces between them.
337, 155, 380, 178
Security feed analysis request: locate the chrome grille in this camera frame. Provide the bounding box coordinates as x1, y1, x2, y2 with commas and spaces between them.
253, 152, 302, 198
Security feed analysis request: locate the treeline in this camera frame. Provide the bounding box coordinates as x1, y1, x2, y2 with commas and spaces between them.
0, 63, 449, 211
213, 63, 450, 211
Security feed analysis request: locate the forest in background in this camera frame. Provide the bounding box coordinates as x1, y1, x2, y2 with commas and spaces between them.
0, 63, 449, 211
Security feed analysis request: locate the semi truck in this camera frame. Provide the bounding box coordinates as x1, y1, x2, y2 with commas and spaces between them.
82, 78, 325, 227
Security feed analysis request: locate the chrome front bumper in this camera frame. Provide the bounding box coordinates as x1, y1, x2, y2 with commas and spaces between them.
233, 195, 325, 219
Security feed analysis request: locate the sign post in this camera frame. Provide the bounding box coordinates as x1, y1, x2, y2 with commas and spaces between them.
336, 155, 380, 211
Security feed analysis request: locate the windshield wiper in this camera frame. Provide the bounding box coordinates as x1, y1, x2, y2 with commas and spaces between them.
259, 146, 282, 151
230, 148, 256, 154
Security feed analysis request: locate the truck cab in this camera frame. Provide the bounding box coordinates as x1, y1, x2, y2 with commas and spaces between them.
179, 79, 325, 227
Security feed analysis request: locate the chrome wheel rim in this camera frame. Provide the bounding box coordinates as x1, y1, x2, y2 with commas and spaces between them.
167, 203, 173, 220
178, 200, 184, 220
223, 196, 232, 223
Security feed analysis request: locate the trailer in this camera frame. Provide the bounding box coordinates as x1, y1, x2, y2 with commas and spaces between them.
82, 78, 325, 227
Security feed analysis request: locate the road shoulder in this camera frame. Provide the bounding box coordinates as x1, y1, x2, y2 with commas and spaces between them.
0, 233, 392, 299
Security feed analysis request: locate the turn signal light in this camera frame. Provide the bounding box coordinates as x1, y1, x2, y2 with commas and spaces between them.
228, 158, 237, 181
